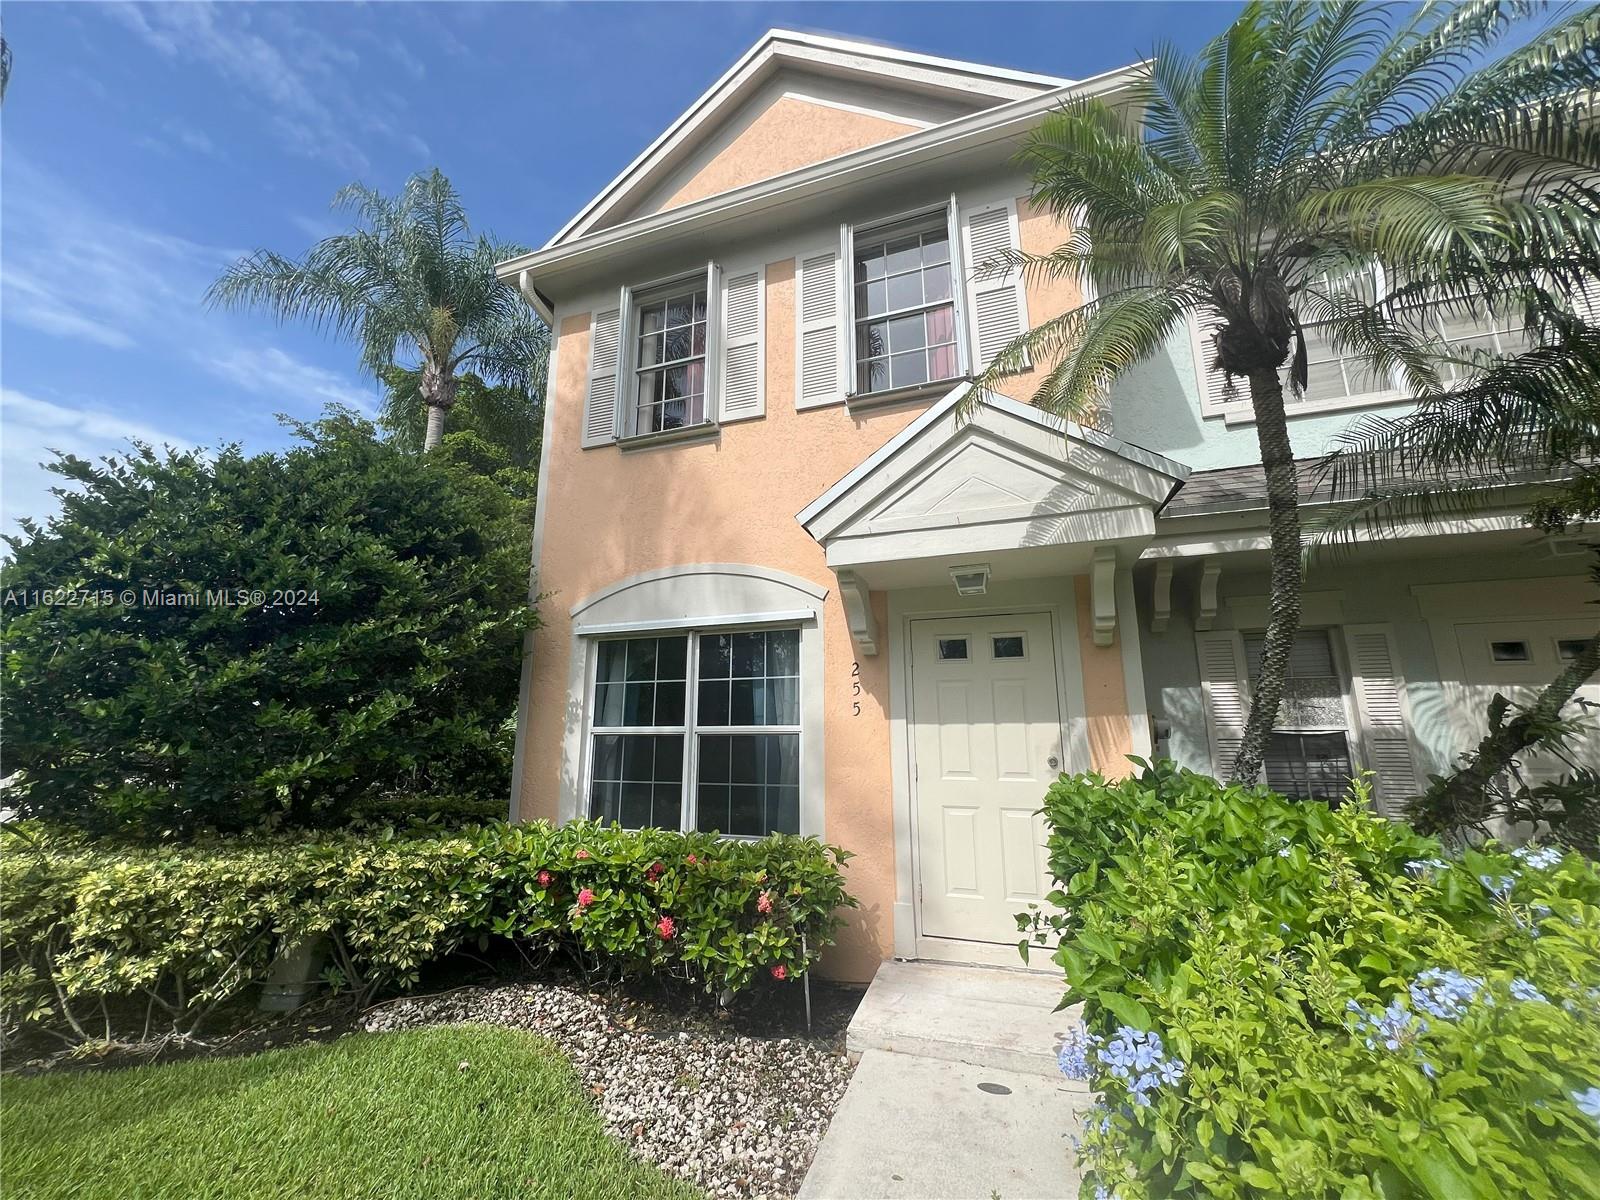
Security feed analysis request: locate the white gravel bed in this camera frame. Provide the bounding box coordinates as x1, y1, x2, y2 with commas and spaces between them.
363, 982, 855, 1199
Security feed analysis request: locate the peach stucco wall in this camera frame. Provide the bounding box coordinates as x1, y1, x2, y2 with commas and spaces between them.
1074, 576, 1136, 781
525, 261, 924, 981
988, 196, 1085, 406
656, 96, 919, 214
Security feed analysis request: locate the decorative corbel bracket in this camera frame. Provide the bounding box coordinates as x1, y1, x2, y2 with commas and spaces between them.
1195, 560, 1222, 631
837, 571, 878, 656
1150, 559, 1174, 634
1091, 545, 1117, 648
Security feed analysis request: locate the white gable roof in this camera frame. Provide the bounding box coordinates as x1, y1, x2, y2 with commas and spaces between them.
547, 30, 1073, 248
798, 385, 1189, 586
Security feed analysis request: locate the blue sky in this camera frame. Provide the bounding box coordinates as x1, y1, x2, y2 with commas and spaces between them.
0, 1, 1234, 533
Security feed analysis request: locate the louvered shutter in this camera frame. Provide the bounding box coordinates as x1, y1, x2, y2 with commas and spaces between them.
1196, 630, 1252, 780
1573, 275, 1600, 323
946, 195, 972, 376
720, 266, 764, 422
1341, 624, 1423, 816
582, 307, 622, 447
1192, 310, 1238, 416
796, 249, 843, 408
963, 203, 1028, 371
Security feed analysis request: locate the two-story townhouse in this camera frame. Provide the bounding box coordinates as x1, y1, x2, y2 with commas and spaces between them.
498, 30, 1599, 982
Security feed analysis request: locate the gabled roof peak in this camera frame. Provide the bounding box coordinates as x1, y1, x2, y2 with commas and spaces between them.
545, 29, 1074, 248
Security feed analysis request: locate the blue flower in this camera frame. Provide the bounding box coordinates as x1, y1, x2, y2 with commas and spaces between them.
1574, 1087, 1600, 1125
1406, 858, 1451, 876
1408, 969, 1487, 1020
1510, 978, 1548, 1004
1091, 1025, 1185, 1107
1479, 874, 1516, 899
1512, 845, 1563, 870
1057, 1026, 1097, 1081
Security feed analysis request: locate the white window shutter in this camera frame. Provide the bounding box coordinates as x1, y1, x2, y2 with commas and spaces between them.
720, 266, 764, 422
1341, 623, 1423, 816
1196, 630, 1252, 781
946, 195, 972, 376
963, 202, 1028, 372
797, 249, 843, 409
702, 261, 722, 423
1192, 310, 1238, 416
582, 307, 621, 447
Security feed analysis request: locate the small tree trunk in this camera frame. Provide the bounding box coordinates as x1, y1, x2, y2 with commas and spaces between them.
1417, 629, 1600, 829
1231, 367, 1305, 784
423, 403, 447, 452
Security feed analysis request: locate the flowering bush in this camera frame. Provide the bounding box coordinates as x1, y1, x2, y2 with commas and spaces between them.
1026, 761, 1600, 1199
1, 819, 854, 1046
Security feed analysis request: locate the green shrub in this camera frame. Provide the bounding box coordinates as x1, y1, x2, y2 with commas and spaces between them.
1, 820, 854, 1047
0, 412, 534, 838
1026, 761, 1600, 1199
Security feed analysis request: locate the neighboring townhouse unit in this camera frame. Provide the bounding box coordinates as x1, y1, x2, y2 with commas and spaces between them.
499, 30, 1600, 981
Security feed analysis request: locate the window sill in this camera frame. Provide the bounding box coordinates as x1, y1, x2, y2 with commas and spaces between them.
847, 376, 970, 413
616, 421, 720, 452
1213, 389, 1410, 426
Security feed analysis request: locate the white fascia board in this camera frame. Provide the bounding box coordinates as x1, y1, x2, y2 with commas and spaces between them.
501, 60, 1147, 287
544, 30, 1078, 250
1141, 511, 1529, 559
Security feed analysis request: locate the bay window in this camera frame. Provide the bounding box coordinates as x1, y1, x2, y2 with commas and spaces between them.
586, 628, 802, 836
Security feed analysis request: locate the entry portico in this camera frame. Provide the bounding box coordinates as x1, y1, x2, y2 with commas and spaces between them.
799, 385, 1189, 961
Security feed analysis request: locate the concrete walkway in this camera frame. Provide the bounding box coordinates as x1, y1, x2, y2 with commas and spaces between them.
800, 961, 1091, 1200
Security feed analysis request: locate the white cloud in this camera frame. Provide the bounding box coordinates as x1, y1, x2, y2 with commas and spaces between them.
1, 388, 195, 536
199, 347, 380, 416
103, 1, 433, 174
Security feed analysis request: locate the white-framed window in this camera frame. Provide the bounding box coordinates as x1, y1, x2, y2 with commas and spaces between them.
800, 194, 1028, 410
586, 627, 802, 836
1243, 628, 1356, 801
1191, 265, 1577, 423
629, 282, 708, 435
850, 213, 961, 397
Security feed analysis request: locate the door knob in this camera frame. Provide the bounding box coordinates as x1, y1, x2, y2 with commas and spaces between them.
1047, 755, 1060, 771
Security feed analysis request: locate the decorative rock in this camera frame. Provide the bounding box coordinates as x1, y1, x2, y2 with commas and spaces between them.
363, 981, 854, 1199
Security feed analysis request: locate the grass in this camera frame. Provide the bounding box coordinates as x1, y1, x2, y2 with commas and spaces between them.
1, 1024, 704, 1200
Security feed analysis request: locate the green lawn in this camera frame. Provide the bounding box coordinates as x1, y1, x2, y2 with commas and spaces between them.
1, 1024, 703, 1200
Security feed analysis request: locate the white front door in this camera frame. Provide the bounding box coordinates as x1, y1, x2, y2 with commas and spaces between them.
910, 612, 1064, 945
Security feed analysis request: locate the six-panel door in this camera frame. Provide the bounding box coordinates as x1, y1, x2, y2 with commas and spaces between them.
910, 612, 1064, 945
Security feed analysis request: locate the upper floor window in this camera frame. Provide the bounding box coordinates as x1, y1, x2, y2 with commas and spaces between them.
1193, 265, 1582, 422
852, 214, 960, 397
632, 284, 708, 435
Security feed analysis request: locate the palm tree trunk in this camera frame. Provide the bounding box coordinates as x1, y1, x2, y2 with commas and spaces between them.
1414, 629, 1600, 831
423, 403, 447, 452
1231, 367, 1305, 784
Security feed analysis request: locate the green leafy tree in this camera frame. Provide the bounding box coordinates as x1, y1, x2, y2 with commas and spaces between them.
970, 1, 1600, 783
0, 412, 534, 838
208, 169, 547, 451
378, 366, 542, 471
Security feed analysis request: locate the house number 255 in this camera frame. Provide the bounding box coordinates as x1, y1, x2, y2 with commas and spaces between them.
851, 661, 862, 715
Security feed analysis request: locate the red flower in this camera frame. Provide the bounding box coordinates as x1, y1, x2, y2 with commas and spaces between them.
656, 915, 677, 940
577, 888, 596, 908
537, 870, 553, 888
575, 849, 591, 860
645, 861, 664, 882
685, 854, 698, 866
756, 891, 773, 914
770, 965, 788, 981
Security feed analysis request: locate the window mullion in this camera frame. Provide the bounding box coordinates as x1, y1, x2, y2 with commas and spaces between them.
682, 632, 701, 834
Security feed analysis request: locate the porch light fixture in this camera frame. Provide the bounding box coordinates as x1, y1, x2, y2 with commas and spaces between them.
949, 563, 990, 596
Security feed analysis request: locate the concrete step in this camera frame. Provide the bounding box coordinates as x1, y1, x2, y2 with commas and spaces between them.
798, 1049, 1090, 1200
845, 959, 1085, 1083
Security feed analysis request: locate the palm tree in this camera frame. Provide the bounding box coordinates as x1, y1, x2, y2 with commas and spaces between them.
208, 169, 547, 451
379, 365, 545, 470
969, 0, 1600, 784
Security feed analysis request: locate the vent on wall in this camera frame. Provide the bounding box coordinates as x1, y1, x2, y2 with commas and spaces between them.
949, 563, 990, 596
